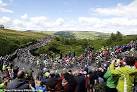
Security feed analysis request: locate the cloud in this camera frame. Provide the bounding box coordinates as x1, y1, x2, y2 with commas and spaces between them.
21, 14, 28, 20
79, 17, 101, 25
79, 17, 137, 27
1, 0, 137, 35
55, 18, 64, 26
76, 0, 137, 34
30, 0, 137, 34
0, 16, 11, 25
1, 14, 65, 31
94, 0, 137, 18
1, 14, 137, 35
0, 0, 13, 13
78, 16, 137, 34
30, 16, 48, 25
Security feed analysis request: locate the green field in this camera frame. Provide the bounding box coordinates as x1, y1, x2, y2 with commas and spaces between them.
34, 31, 137, 57
0, 29, 137, 57
42, 31, 110, 40
0, 29, 47, 56
72, 31, 110, 39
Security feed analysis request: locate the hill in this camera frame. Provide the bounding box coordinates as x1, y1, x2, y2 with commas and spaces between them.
72, 31, 110, 39
43, 31, 110, 40
34, 31, 137, 56
0, 29, 47, 56
1, 29, 137, 57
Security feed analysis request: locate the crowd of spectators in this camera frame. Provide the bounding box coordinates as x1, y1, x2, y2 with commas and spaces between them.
0, 40, 137, 92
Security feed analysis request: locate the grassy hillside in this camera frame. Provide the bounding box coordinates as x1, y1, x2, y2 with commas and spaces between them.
1, 29, 136, 57
41, 31, 55, 35
72, 31, 110, 39
42, 31, 110, 40
34, 32, 137, 57
0, 29, 47, 56
27, 31, 110, 56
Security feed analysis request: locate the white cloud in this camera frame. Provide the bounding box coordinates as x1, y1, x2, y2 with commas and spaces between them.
78, 16, 137, 34
0, 16, 11, 25
30, 16, 48, 22
55, 18, 64, 26
94, 0, 137, 18
0, 0, 7, 6
76, 0, 137, 34
1, 14, 137, 35
1, 15, 65, 31
0, 0, 13, 13
1, 0, 137, 35
21, 14, 28, 20
79, 17, 101, 25
30, 16, 48, 26
79, 17, 137, 27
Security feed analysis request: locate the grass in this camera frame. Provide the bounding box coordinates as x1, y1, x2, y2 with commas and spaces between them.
72, 31, 110, 39
43, 31, 110, 40
0, 29, 47, 56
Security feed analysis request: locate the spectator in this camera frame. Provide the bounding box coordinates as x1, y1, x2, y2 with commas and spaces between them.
7, 70, 30, 90
55, 73, 64, 92
104, 66, 118, 92
75, 72, 86, 92
46, 71, 57, 91
110, 57, 137, 92
12, 66, 19, 79
35, 81, 47, 92
0, 76, 9, 92
62, 72, 77, 92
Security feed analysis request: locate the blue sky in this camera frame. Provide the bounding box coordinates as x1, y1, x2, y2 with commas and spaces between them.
1, 0, 131, 18
0, 0, 137, 34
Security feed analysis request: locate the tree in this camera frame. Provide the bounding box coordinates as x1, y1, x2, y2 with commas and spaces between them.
116, 31, 123, 41
110, 33, 116, 41
0, 25, 4, 29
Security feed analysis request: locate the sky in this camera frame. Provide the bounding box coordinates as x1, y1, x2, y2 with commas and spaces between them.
0, 0, 137, 34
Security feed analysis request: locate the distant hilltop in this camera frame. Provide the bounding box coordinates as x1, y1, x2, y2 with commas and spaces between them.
50, 31, 110, 40
40, 31, 110, 40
